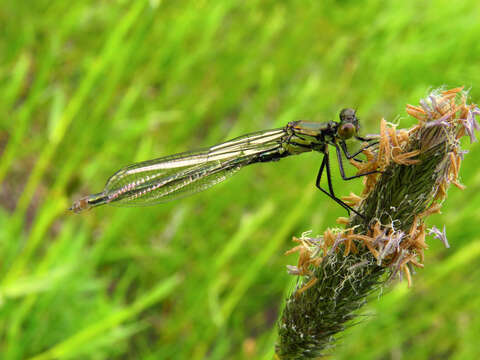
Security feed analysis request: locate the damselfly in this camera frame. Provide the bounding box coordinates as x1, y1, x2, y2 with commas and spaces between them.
70, 109, 378, 217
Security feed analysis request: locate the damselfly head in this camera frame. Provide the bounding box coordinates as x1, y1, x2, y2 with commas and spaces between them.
337, 108, 359, 140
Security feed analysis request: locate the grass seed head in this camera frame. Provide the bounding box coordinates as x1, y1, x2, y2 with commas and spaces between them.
276, 87, 479, 359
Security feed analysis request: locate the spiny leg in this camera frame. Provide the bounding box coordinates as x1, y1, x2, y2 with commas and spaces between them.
335, 142, 381, 181
339, 139, 379, 162
355, 135, 379, 142
315, 152, 364, 218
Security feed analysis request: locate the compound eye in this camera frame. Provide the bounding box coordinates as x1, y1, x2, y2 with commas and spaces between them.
338, 123, 355, 139
340, 108, 356, 122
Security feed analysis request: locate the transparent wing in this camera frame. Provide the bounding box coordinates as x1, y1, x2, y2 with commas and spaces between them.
101, 128, 287, 206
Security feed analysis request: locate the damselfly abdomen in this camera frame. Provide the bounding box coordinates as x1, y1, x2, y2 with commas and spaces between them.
70, 109, 378, 217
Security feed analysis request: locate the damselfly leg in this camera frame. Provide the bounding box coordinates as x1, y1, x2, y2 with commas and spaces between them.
339, 138, 379, 162
334, 142, 381, 181
315, 140, 381, 219
315, 152, 365, 218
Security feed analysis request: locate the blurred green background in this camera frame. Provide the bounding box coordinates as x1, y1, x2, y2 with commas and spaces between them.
1, 0, 480, 359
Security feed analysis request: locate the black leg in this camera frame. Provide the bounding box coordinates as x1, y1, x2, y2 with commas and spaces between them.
340, 140, 378, 160
315, 153, 327, 189
355, 135, 379, 142
315, 153, 364, 219
335, 143, 380, 181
